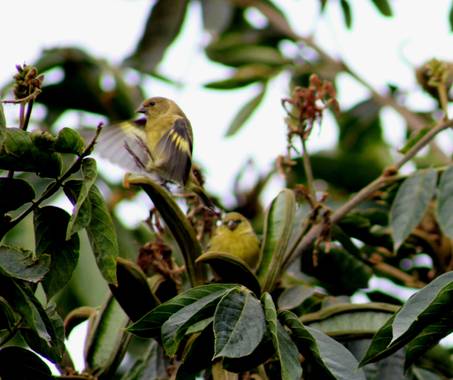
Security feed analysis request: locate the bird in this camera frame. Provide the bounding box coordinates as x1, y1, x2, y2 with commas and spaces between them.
207, 212, 261, 271
95, 97, 212, 206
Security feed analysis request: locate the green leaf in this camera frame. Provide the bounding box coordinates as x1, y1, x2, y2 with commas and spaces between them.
54, 127, 85, 154
278, 285, 316, 311
0, 245, 50, 283
206, 45, 288, 68
436, 165, 453, 238
213, 287, 265, 359
390, 169, 437, 250
0, 102, 5, 128
200, 0, 233, 34
225, 85, 266, 137
85, 295, 130, 376
281, 310, 366, 380
370, 0, 393, 16
340, 0, 352, 28
161, 287, 237, 356
0, 178, 35, 213
34, 206, 79, 298
109, 257, 159, 322
121, 340, 168, 380
205, 64, 276, 90
85, 184, 119, 285
125, 0, 189, 73
262, 293, 302, 380
301, 303, 397, 339
128, 284, 235, 338
196, 251, 261, 296
0, 346, 52, 380
257, 189, 295, 292
65, 158, 97, 239
362, 271, 453, 365
126, 174, 204, 286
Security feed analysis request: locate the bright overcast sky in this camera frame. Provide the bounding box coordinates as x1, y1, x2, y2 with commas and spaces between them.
2, 1, 452, 214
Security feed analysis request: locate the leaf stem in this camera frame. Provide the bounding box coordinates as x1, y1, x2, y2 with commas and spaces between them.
301, 136, 316, 200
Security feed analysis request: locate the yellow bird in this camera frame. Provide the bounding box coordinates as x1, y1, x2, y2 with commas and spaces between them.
207, 212, 261, 270
96, 97, 212, 206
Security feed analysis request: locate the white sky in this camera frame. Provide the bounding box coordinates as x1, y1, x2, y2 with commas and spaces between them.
1, 0, 453, 371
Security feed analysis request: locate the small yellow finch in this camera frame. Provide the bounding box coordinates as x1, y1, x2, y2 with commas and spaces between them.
96, 97, 211, 205
207, 212, 261, 270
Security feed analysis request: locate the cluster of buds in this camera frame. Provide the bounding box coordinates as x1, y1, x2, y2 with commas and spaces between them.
13, 64, 44, 102
282, 74, 339, 140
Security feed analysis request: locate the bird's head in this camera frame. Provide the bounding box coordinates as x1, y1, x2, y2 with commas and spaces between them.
136, 97, 184, 119
220, 212, 252, 233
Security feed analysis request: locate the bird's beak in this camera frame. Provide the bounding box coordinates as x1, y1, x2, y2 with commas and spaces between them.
136, 106, 146, 114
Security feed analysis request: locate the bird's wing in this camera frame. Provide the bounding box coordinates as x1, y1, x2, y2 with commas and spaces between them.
95, 118, 150, 173
153, 117, 193, 185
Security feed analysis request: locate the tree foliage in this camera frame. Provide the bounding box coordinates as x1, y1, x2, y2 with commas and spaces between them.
0, 1, 452, 379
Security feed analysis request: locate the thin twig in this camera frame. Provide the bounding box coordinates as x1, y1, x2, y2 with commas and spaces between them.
301, 136, 316, 200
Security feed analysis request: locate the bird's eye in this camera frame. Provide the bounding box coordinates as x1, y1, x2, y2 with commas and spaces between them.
149, 101, 156, 106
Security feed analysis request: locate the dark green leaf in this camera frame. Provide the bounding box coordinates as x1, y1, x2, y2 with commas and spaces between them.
0, 346, 52, 380
213, 287, 265, 358
128, 284, 235, 338
0, 245, 50, 283
196, 251, 261, 296
412, 367, 442, 380
121, 340, 168, 380
278, 285, 316, 311
225, 85, 266, 137
85, 295, 130, 375
360, 314, 396, 365
65, 158, 97, 239
370, 0, 393, 16
262, 293, 302, 380
390, 169, 437, 250
34, 206, 79, 298
161, 287, 237, 356
126, 175, 204, 286
437, 165, 453, 238
0, 178, 35, 213
85, 184, 118, 285
257, 189, 295, 292
340, 0, 352, 28
125, 0, 189, 73
54, 127, 85, 154
281, 310, 366, 380
206, 45, 288, 68
109, 257, 159, 322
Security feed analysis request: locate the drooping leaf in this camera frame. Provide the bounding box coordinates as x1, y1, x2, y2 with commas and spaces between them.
205, 64, 276, 89
213, 287, 265, 359
370, 0, 393, 16
200, 0, 233, 34
0, 102, 5, 128
278, 285, 316, 311
225, 84, 266, 136
109, 257, 159, 322
161, 287, 238, 356
390, 169, 437, 250
85, 184, 118, 285
125, 174, 204, 286
301, 303, 397, 339
34, 206, 79, 298
0, 346, 52, 380
281, 310, 366, 380
340, 0, 352, 28
436, 165, 453, 238
0, 245, 50, 283
128, 284, 235, 338
125, 0, 189, 73
196, 251, 261, 296
262, 293, 302, 380
450, 1, 453, 32
64, 158, 97, 239
257, 189, 295, 292
84, 295, 130, 376
121, 340, 168, 380
0, 178, 35, 214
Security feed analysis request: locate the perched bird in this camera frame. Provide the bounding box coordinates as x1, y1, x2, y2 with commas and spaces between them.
207, 212, 261, 270
96, 97, 212, 206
